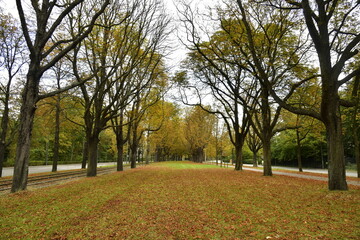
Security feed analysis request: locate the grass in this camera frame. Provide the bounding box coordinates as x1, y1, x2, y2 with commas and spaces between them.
0, 161, 359, 239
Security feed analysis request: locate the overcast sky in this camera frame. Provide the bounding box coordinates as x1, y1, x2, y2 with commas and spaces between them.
0, 0, 217, 74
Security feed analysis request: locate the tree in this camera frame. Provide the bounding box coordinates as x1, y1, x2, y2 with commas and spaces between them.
184, 106, 215, 163
266, 0, 360, 190
226, 0, 316, 176
127, 75, 167, 169
178, 1, 308, 175
177, 6, 259, 171
246, 126, 262, 167
0, 10, 25, 177
147, 101, 187, 162
342, 59, 360, 178
50, 58, 72, 172
11, 0, 110, 192
70, 0, 169, 176
70, 0, 136, 177
111, 109, 129, 171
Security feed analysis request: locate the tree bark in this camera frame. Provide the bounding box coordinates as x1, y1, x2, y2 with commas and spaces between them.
82, 140, 88, 169
0, 95, 10, 177
116, 138, 124, 171
191, 147, 205, 163
253, 151, 258, 167
324, 108, 348, 190
130, 145, 137, 169
262, 88, 272, 176
355, 134, 360, 178
263, 138, 272, 176
87, 135, 99, 177
11, 73, 38, 192
234, 142, 243, 171
296, 128, 303, 172
320, 68, 348, 190
52, 94, 61, 172
0, 142, 6, 178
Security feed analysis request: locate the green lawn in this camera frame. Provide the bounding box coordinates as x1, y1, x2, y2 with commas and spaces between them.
1, 161, 359, 239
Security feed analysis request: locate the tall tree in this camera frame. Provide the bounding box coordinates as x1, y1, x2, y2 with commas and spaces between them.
0, 11, 25, 177
111, 109, 129, 171
128, 76, 166, 169
177, 5, 259, 171
70, 0, 169, 176
229, 0, 315, 176
178, 2, 307, 174
50, 58, 71, 172
266, 0, 360, 190
11, 0, 109, 192
184, 106, 215, 163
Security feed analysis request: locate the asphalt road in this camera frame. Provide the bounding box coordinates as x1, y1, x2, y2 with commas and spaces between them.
210, 162, 359, 186
243, 164, 358, 177
1, 162, 117, 177
214, 162, 357, 177
242, 166, 360, 187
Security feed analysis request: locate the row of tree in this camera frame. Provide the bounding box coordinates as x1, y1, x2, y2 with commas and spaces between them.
175, 0, 360, 190
0, 0, 359, 193
0, 0, 231, 193
0, 0, 176, 192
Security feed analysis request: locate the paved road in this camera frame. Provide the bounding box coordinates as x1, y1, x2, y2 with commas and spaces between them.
217, 162, 357, 177
208, 161, 359, 186
1, 162, 118, 177
243, 164, 358, 177
242, 166, 360, 187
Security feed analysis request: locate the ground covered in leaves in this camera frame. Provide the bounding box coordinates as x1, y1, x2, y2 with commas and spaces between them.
1, 161, 359, 239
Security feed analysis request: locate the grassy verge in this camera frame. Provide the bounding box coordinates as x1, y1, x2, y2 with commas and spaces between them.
1, 161, 359, 239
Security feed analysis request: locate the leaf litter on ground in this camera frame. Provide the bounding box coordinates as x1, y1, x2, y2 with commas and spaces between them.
0, 161, 359, 239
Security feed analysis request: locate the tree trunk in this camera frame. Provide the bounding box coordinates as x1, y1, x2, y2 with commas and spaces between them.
296, 128, 303, 172
326, 121, 348, 190
261, 87, 272, 176
321, 70, 348, 190
234, 143, 243, 171
52, 94, 61, 172
0, 142, 6, 178
130, 145, 137, 169
82, 140, 88, 169
192, 147, 204, 163
87, 136, 99, 177
262, 138, 272, 176
253, 151, 258, 167
116, 141, 124, 171
0, 100, 9, 177
355, 134, 360, 178
145, 133, 150, 164
155, 146, 161, 162
11, 76, 37, 192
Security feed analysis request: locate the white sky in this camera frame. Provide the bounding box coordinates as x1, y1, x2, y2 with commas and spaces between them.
1, 0, 17, 16
1, 0, 218, 69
